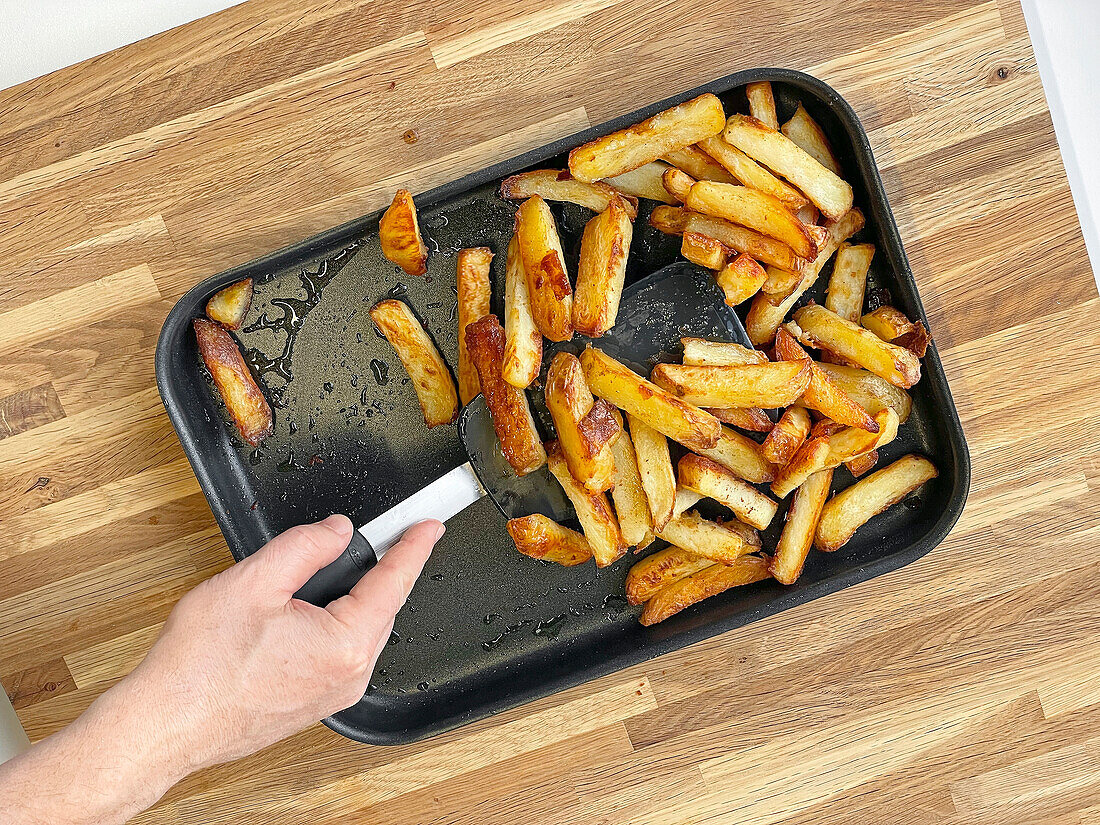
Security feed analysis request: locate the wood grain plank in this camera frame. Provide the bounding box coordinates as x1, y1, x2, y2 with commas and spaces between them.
0, 382, 64, 439
1, 658, 76, 711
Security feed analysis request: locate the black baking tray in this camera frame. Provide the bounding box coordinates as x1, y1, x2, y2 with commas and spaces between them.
155, 68, 970, 745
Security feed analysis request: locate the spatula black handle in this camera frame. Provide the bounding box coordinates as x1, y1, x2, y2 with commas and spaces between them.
293, 530, 377, 606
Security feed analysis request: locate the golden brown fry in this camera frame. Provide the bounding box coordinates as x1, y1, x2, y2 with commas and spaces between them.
781, 102, 842, 176
547, 441, 627, 567
724, 114, 853, 219
605, 161, 678, 204
651, 359, 812, 409
816, 363, 913, 422
574, 196, 634, 337
205, 278, 253, 330
649, 204, 691, 235
507, 515, 593, 566
681, 231, 730, 270
500, 169, 639, 218
716, 253, 767, 305
760, 405, 811, 465
815, 454, 939, 551
662, 145, 738, 184
678, 453, 778, 530
861, 306, 915, 341
698, 136, 808, 210
608, 410, 655, 549
774, 326, 879, 432
792, 304, 921, 388
640, 555, 771, 626
545, 352, 621, 493
681, 338, 768, 366
745, 81, 779, 129
626, 545, 712, 605
662, 167, 696, 202
514, 195, 573, 342
706, 406, 773, 432
193, 318, 273, 446
825, 242, 875, 323
580, 346, 721, 451
718, 517, 763, 548
760, 265, 803, 296
502, 234, 542, 389
845, 450, 878, 478
695, 425, 775, 483
569, 93, 726, 182
686, 182, 817, 259
370, 299, 458, 428
658, 510, 752, 564
457, 247, 493, 405
466, 315, 547, 475
771, 467, 833, 584
379, 189, 428, 277
683, 212, 809, 273
628, 413, 677, 531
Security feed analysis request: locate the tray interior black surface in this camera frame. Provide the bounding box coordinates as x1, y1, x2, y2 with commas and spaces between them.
156, 69, 970, 744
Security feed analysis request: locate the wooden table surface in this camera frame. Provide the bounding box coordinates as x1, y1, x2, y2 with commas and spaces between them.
3, 0, 1098, 821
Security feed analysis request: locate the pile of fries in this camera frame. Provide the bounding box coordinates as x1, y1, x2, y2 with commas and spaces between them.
197, 82, 939, 626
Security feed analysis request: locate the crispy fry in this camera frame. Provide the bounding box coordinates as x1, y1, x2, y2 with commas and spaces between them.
205, 278, 253, 330
816, 455, 938, 551
569, 93, 726, 182
694, 425, 775, 483
514, 195, 573, 342
681, 338, 768, 366
574, 196, 634, 337
628, 413, 676, 531
193, 318, 273, 446
502, 235, 542, 389
651, 359, 812, 409
792, 304, 921, 388
683, 212, 809, 272
608, 410, 655, 549
649, 204, 691, 235
605, 161, 678, 204
706, 406, 773, 432
547, 441, 627, 567
625, 545, 712, 605
662, 167, 695, 202
862, 306, 915, 341
697, 136, 808, 210
681, 231, 730, 269
760, 265, 803, 296
724, 114, 853, 219
457, 247, 493, 405
774, 326, 879, 432
658, 510, 752, 564
678, 453, 778, 530
466, 315, 547, 475
745, 81, 778, 129
816, 363, 913, 422
580, 346, 721, 451
545, 352, 620, 493
662, 145, 737, 184
716, 253, 767, 305
500, 170, 639, 218
370, 299, 458, 428
826, 242, 875, 323
686, 182, 817, 259
672, 487, 704, 519
760, 405, 811, 465
507, 515, 593, 566
745, 208, 865, 346
894, 321, 930, 357
639, 555, 771, 626
379, 189, 428, 276
845, 450, 878, 478
781, 103, 842, 176
771, 467, 833, 584
717, 517, 763, 548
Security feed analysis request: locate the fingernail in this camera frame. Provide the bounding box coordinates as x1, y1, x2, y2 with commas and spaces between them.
433, 522, 446, 542
320, 514, 352, 537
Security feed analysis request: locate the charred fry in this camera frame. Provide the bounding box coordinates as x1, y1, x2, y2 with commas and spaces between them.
194, 318, 273, 446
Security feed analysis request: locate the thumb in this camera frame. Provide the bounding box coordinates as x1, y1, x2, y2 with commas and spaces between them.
246, 515, 354, 599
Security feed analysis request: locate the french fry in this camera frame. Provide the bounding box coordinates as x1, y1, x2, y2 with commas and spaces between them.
681, 231, 730, 269
718, 517, 763, 548
545, 352, 621, 493
569, 93, 726, 182
845, 450, 878, 478
815, 455, 939, 551
716, 253, 767, 305
745, 208, 865, 345
370, 299, 458, 428
574, 196, 634, 337
628, 413, 676, 531
862, 306, 915, 341
457, 247, 493, 405
771, 408, 899, 497
547, 441, 627, 567
681, 338, 767, 366
678, 454, 778, 530
810, 419, 845, 439
760, 405, 811, 465
657, 510, 752, 564
662, 167, 696, 202
580, 346, 721, 451
605, 161, 678, 204
651, 359, 812, 409
760, 265, 803, 296
507, 515, 593, 566
724, 114, 853, 219
672, 487, 704, 519
379, 189, 428, 277
825, 242, 875, 323
466, 315, 547, 475
500, 170, 639, 218
694, 425, 775, 483
706, 406, 773, 432
662, 145, 737, 184
205, 278, 253, 330
894, 321, 930, 357
796, 203, 821, 226
745, 81, 778, 129
683, 212, 809, 272
639, 555, 771, 626
686, 182, 817, 259
649, 204, 691, 235
770, 467, 833, 584
792, 304, 921, 388
193, 318, 273, 446
502, 235, 542, 389
774, 326, 879, 432
625, 545, 712, 605
781, 102, 842, 176
816, 363, 913, 422
608, 410, 655, 549
514, 195, 573, 342
697, 136, 808, 210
